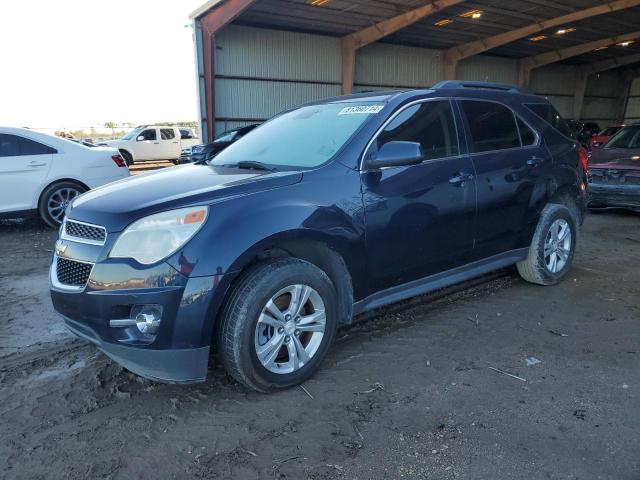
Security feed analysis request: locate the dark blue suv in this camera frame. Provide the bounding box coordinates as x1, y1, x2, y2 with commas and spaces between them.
50, 81, 588, 392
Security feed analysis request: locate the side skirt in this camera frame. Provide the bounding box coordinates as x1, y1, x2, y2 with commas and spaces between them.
353, 248, 529, 315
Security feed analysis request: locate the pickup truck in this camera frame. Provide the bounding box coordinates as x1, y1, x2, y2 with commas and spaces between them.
99, 126, 200, 165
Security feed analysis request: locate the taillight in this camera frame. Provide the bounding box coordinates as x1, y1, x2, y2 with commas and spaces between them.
578, 147, 588, 172
112, 154, 127, 168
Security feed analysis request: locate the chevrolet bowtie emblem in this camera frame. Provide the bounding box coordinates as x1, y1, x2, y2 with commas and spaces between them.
55, 241, 68, 256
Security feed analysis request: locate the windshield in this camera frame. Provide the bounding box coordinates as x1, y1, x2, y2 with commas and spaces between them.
209, 103, 384, 169
605, 126, 640, 149
121, 127, 143, 141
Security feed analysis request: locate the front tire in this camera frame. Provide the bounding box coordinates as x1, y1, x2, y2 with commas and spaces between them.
219, 258, 338, 393
517, 203, 577, 286
38, 181, 87, 228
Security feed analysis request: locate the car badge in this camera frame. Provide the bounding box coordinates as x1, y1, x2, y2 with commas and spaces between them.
55, 241, 68, 256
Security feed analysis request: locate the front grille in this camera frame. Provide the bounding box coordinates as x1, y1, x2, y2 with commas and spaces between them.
64, 220, 106, 243
56, 257, 93, 287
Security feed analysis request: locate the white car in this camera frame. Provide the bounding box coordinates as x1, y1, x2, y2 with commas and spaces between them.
99, 126, 200, 165
0, 127, 130, 227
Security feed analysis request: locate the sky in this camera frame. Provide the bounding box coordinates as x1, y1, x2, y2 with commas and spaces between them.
0, 0, 205, 132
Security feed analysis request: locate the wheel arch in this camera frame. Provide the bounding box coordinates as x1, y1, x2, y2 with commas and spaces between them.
208, 230, 357, 349
36, 177, 90, 209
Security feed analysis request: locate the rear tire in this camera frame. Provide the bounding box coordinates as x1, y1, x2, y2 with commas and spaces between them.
38, 181, 87, 228
119, 149, 133, 166
517, 203, 577, 286
219, 258, 338, 393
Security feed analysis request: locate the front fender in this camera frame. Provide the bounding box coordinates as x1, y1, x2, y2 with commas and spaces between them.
165, 165, 366, 281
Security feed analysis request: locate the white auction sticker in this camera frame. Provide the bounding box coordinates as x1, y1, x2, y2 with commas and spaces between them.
338, 105, 384, 115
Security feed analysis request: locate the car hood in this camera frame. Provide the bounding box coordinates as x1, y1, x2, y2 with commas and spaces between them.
589, 148, 640, 171
68, 164, 303, 232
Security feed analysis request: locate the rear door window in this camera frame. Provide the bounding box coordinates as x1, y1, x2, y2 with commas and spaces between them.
517, 117, 537, 146
460, 101, 520, 153
376, 100, 459, 160
160, 128, 175, 140
0, 134, 55, 156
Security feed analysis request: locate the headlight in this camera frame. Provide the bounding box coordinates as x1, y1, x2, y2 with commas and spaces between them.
109, 206, 208, 264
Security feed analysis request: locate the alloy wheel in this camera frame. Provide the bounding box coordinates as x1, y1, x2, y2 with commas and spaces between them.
47, 187, 81, 224
254, 284, 326, 374
544, 218, 572, 273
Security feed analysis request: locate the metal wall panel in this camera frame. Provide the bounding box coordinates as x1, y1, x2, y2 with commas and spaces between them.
625, 96, 640, 121
585, 71, 623, 98
457, 56, 518, 84
355, 43, 442, 88
582, 97, 618, 123
531, 66, 577, 96
209, 25, 620, 132
215, 25, 341, 82
214, 78, 341, 120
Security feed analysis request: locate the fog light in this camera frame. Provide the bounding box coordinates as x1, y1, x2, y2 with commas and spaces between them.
131, 304, 163, 335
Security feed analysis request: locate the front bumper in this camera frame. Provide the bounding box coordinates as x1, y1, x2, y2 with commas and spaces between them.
588, 182, 640, 209
50, 253, 228, 384
63, 316, 210, 383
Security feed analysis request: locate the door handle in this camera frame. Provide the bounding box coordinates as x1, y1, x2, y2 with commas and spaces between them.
449, 172, 474, 186
527, 157, 543, 167
153, 142, 160, 144
28, 161, 46, 167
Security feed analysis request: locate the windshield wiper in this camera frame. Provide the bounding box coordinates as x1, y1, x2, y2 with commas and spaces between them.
222, 161, 279, 172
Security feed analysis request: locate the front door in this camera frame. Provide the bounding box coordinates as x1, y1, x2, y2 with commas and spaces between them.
456, 99, 552, 260
362, 99, 477, 294
135, 128, 160, 160
0, 134, 53, 213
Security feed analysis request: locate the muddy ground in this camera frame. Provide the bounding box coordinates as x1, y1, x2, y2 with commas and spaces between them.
1, 211, 639, 480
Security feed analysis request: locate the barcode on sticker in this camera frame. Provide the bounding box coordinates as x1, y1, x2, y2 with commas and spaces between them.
339, 105, 384, 115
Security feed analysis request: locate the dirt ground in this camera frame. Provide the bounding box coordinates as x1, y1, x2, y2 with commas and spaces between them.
1, 211, 639, 480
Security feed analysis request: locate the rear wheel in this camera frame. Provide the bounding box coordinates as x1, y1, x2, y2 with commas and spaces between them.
517, 203, 577, 286
219, 258, 337, 392
38, 181, 87, 228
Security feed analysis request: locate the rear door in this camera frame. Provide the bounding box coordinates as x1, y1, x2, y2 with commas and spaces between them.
457, 99, 551, 260
362, 99, 477, 293
0, 134, 54, 213
159, 128, 180, 159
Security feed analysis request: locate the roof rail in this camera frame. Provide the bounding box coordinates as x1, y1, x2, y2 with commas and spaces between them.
432, 80, 529, 94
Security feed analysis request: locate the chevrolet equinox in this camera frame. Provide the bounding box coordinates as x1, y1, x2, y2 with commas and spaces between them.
50, 81, 588, 392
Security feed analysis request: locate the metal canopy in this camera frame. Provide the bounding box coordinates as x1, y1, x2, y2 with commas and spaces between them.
228, 0, 640, 64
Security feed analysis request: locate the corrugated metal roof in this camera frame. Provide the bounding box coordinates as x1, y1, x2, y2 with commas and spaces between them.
191, 0, 640, 64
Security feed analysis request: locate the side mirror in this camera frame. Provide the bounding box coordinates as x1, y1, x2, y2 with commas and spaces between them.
368, 141, 424, 169
136, 135, 145, 142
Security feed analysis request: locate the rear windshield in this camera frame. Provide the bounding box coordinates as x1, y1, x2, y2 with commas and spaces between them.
210, 103, 384, 169
524, 103, 575, 139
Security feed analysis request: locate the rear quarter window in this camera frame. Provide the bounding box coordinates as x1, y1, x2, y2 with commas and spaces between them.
524, 103, 574, 139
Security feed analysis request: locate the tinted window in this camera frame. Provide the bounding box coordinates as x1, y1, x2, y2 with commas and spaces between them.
160, 128, 175, 140
180, 129, 193, 139
517, 118, 536, 146
0, 134, 20, 156
0, 134, 54, 157
461, 101, 520, 153
602, 126, 622, 137
606, 126, 640, 149
376, 101, 459, 160
140, 129, 157, 141
525, 103, 574, 139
